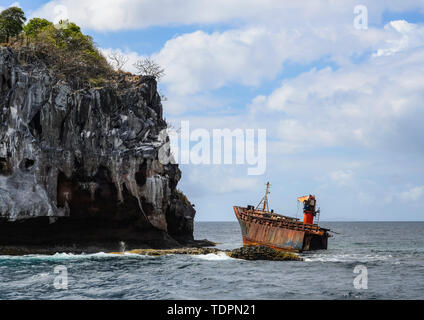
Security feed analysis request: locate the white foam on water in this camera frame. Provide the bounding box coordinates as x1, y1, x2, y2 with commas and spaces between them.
121, 252, 154, 258
52, 252, 112, 259
193, 252, 233, 261
0, 252, 153, 260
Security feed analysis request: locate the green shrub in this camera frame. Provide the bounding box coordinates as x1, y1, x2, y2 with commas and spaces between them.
1, 9, 116, 88
26, 19, 112, 87
23, 18, 52, 38
0, 7, 26, 42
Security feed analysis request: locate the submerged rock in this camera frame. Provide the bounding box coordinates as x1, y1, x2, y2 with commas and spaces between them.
227, 246, 303, 261
0, 46, 198, 252
110, 246, 303, 261
111, 247, 221, 256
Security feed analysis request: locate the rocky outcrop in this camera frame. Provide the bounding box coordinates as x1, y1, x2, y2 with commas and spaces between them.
0, 46, 198, 253
110, 246, 303, 261
227, 246, 303, 261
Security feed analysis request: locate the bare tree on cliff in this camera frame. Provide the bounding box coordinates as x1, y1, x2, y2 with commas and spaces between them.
0, 7, 26, 43
108, 51, 129, 71
133, 58, 165, 81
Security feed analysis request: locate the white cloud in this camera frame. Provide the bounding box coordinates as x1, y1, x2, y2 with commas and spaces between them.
330, 170, 354, 186
31, 0, 424, 31
105, 24, 396, 97
30, 0, 298, 31
155, 19, 424, 157
374, 20, 424, 56
247, 21, 424, 153
155, 26, 383, 95
400, 186, 424, 201
98, 17, 423, 100
89, 4, 424, 122
28, 1, 424, 121
153, 28, 288, 95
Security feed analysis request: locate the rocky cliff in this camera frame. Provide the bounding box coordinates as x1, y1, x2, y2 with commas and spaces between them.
0, 47, 199, 254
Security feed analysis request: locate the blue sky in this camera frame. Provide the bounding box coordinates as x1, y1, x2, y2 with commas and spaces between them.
2, 0, 424, 221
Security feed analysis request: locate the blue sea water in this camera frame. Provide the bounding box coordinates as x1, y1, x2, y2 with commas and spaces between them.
0, 222, 423, 300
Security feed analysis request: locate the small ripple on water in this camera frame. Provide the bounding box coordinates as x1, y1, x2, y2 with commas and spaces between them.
303, 253, 393, 263
0, 252, 159, 262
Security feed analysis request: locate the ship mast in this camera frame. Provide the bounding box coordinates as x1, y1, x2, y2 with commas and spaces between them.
256, 182, 271, 212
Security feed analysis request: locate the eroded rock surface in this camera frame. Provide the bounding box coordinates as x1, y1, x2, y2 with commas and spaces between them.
0, 47, 196, 252
112, 246, 303, 261
227, 246, 303, 261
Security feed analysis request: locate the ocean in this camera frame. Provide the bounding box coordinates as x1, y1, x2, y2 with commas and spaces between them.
0, 222, 423, 300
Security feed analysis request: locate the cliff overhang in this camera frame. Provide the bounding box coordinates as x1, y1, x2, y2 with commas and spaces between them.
0, 46, 201, 253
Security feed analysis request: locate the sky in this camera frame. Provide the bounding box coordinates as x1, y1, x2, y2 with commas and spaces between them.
2, 0, 424, 221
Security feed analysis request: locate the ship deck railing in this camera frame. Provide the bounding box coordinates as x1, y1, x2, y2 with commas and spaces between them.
237, 207, 326, 233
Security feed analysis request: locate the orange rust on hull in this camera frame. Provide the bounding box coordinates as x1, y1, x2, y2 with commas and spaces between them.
242, 237, 299, 252
234, 206, 330, 252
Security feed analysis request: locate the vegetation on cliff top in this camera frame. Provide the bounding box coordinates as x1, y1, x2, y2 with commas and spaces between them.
0, 8, 111, 88
0, 7, 164, 89
0, 7, 26, 43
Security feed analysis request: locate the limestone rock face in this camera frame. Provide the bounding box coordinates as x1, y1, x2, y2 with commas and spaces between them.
0, 47, 195, 251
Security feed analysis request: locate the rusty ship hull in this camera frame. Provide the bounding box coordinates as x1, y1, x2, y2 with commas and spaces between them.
234, 206, 330, 252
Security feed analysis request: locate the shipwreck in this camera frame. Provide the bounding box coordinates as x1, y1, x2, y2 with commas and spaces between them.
234, 182, 331, 252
